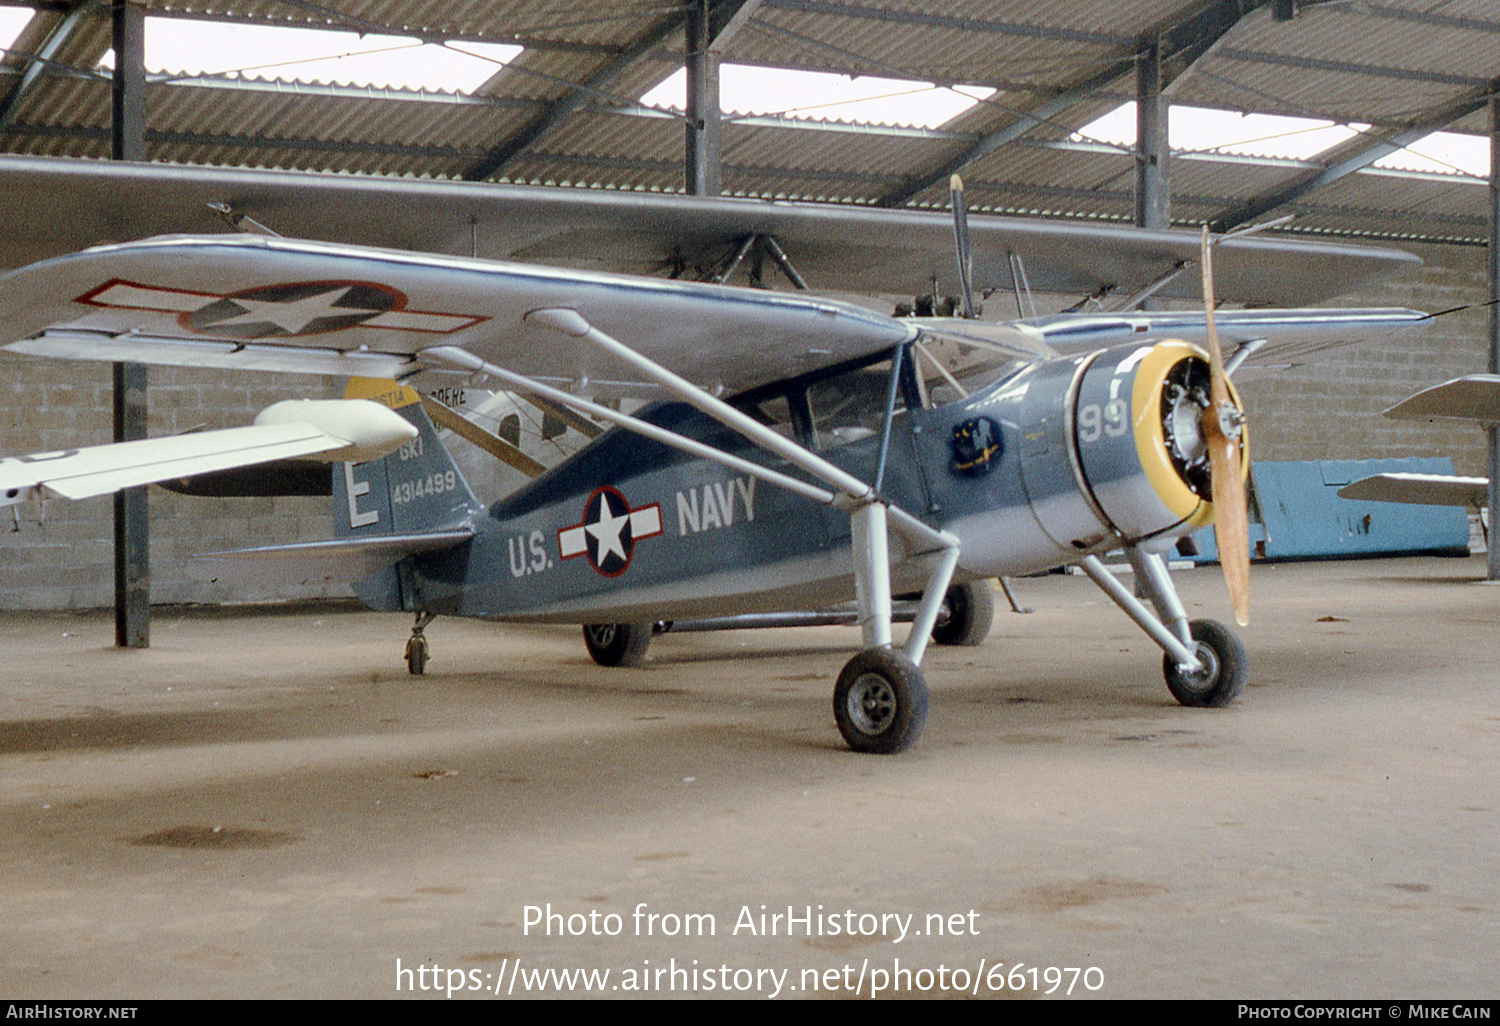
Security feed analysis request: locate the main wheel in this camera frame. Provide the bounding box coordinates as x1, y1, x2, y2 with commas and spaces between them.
582, 622, 653, 667
931, 581, 995, 647
833, 648, 929, 754
405, 634, 428, 676
1163, 619, 1248, 708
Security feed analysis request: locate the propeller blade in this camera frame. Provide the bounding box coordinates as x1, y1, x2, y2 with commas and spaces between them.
1200, 226, 1250, 626
950, 174, 977, 319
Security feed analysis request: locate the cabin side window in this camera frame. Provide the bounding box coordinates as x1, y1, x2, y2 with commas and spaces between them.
806, 357, 908, 449
742, 393, 798, 440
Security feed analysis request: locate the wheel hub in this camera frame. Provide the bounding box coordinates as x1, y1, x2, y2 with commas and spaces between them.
1176, 641, 1221, 691
845, 673, 898, 734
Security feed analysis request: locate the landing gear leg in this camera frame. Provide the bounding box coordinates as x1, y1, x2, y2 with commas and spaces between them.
1078, 548, 1250, 708
831, 503, 957, 754
405, 610, 435, 676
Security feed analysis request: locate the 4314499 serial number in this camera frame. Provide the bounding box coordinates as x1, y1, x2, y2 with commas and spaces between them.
392, 471, 459, 505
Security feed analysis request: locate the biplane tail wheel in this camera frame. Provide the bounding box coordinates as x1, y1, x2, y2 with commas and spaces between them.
931, 581, 995, 647
582, 622, 653, 667
1163, 618, 1247, 708
833, 648, 929, 755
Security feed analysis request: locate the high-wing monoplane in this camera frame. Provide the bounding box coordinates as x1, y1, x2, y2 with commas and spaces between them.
0, 159, 1428, 753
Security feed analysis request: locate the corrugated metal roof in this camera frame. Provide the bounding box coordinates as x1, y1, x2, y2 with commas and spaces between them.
0, 0, 1492, 243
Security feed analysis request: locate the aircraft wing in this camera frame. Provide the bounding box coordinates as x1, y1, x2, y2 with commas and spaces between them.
0, 234, 917, 395
0, 397, 417, 507
1, 423, 355, 507
1337, 472, 1489, 508
1014, 307, 1429, 378
0, 155, 1419, 307
1383, 374, 1500, 422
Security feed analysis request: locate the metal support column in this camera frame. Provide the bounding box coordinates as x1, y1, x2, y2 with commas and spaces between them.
1135, 36, 1170, 232
112, 0, 148, 647
112, 363, 148, 647
1488, 96, 1499, 580
685, 0, 721, 197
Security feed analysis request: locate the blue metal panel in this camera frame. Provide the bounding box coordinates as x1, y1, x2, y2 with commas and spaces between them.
1189, 458, 1470, 562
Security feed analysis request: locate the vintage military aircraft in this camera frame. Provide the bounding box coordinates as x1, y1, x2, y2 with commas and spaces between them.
0, 157, 1428, 754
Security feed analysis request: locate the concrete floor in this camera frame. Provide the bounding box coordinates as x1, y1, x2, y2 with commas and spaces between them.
1, 555, 1496, 999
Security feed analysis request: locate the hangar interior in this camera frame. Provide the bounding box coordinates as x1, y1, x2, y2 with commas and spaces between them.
1, 2, 1498, 1002
0, 0, 1495, 615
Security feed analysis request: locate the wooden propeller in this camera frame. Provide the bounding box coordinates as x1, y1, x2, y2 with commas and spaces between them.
1200, 225, 1250, 627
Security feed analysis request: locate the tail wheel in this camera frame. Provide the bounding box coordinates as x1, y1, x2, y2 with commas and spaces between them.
582, 622, 653, 667
931, 581, 995, 647
833, 648, 929, 754
405, 634, 428, 676
1163, 619, 1248, 707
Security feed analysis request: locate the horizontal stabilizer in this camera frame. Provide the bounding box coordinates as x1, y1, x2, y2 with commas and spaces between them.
1337, 472, 1489, 508
188, 530, 474, 586
1384, 374, 1500, 423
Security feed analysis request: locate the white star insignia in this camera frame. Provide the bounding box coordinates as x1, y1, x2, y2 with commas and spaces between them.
213, 286, 372, 334
585, 495, 631, 564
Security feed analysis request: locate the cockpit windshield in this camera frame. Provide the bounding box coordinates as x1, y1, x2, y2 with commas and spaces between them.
908, 324, 1042, 407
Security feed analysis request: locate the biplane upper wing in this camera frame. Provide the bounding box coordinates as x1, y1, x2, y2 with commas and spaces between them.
0, 155, 1419, 307
1383, 374, 1500, 423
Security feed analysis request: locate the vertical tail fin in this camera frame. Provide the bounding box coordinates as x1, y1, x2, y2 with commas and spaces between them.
332, 378, 481, 539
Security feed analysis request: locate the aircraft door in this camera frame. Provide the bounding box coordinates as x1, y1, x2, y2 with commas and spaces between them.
803, 353, 931, 545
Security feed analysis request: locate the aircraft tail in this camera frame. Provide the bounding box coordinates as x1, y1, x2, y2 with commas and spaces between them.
333, 377, 483, 539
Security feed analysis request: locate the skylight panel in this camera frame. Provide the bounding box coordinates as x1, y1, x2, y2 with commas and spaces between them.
0, 8, 33, 49
641, 65, 995, 128
1075, 103, 1367, 161
130, 18, 519, 93
1371, 131, 1489, 178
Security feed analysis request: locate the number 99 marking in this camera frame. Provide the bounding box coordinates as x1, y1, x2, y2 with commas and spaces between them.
1077, 399, 1128, 444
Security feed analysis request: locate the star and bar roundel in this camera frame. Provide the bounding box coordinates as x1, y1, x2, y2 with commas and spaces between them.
76, 278, 487, 339
558, 486, 663, 578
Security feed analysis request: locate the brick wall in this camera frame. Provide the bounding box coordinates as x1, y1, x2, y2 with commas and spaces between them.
1239, 242, 1493, 475
0, 239, 1492, 610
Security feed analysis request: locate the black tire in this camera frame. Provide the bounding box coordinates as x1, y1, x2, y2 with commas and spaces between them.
931, 581, 995, 647
1163, 619, 1248, 708
405, 635, 428, 676
582, 622, 653, 667
833, 648, 929, 754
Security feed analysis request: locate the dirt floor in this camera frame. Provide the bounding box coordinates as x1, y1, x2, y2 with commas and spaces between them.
1, 555, 1496, 1000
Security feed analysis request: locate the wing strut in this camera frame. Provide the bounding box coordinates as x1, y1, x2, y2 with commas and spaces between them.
423, 314, 959, 666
